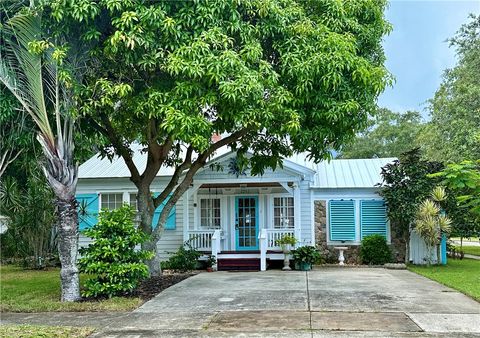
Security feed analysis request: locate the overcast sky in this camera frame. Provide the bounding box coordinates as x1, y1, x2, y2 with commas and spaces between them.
377, 0, 480, 117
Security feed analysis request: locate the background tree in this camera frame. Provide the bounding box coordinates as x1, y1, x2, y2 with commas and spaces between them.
378, 148, 443, 263
419, 15, 480, 163
339, 108, 422, 159
48, 0, 392, 275
0, 11, 81, 301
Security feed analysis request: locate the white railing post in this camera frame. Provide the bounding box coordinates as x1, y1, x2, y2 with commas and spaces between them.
211, 229, 221, 271
259, 228, 267, 271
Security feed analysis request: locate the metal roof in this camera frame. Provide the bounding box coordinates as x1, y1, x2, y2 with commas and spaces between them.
78, 144, 395, 188
311, 157, 396, 188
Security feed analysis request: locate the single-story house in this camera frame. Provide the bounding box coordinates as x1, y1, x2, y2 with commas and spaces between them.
77, 145, 410, 270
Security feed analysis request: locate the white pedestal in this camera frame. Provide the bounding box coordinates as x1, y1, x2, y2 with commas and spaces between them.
334, 246, 348, 266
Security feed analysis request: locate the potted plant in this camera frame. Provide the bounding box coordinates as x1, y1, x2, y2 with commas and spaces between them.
292, 246, 321, 271
276, 235, 297, 270
206, 255, 216, 272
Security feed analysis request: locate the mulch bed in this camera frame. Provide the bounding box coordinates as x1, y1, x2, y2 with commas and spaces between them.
131, 271, 197, 301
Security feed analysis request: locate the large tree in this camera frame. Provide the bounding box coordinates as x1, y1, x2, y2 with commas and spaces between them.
0, 10, 81, 301
49, 0, 392, 275
339, 107, 423, 159
419, 14, 480, 163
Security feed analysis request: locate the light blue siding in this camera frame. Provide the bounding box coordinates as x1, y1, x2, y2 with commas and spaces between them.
329, 200, 356, 241
360, 200, 387, 239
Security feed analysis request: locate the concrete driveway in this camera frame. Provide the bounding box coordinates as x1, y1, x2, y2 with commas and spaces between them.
89, 267, 480, 337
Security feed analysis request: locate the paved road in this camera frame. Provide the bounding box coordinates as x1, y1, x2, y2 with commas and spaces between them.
2, 268, 480, 337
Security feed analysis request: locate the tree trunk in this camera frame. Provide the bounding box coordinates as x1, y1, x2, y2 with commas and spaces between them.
56, 195, 80, 302
137, 186, 162, 276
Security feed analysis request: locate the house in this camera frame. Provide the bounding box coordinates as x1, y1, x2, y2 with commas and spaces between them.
76, 147, 403, 270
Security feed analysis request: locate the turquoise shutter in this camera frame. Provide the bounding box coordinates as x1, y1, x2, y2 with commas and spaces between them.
152, 193, 176, 230
329, 200, 356, 241
76, 194, 99, 230
360, 200, 387, 239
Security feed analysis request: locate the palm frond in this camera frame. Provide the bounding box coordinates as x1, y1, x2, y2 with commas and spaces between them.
0, 12, 54, 144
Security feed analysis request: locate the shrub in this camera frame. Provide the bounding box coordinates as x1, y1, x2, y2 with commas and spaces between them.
360, 234, 392, 265
161, 241, 201, 272
78, 205, 153, 298
292, 246, 321, 265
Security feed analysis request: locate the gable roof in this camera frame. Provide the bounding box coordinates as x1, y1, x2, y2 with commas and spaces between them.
78, 145, 395, 188
311, 157, 396, 188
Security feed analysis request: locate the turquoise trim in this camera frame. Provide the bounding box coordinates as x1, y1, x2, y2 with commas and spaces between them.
235, 196, 259, 251
76, 194, 99, 230
152, 193, 176, 230
360, 200, 387, 239
329, 200, 355, 241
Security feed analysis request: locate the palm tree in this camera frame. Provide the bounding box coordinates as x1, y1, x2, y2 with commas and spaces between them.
0, 12, 80, 301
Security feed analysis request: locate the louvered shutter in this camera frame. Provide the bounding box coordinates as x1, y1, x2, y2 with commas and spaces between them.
329, 200, 356, 241
76, 194, 99, 230
360, 200, 387, 239
152, 193, 176, 230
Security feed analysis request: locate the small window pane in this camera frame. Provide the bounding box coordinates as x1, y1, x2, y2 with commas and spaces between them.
199, 198, 221, 229
101, 193, 123, 210
273, 197, 294, 228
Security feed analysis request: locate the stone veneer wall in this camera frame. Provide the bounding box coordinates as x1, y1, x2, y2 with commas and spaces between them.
314, 200, 404, 264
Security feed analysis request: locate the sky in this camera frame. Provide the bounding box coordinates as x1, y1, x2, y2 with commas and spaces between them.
378, 0, 480, 117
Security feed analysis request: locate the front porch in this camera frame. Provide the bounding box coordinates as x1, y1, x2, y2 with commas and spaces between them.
182, 181, 302, 271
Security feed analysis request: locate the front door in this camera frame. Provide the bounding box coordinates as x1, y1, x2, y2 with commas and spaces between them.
235, 196, 259, 251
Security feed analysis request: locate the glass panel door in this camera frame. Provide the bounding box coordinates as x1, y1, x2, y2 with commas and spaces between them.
235, 196, 259, 250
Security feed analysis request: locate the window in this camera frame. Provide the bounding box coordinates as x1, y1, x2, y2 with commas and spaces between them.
200, 198, 221, 229
273, 197, 294, 228
100, 193, 123, 210
360, 200, 387, 239
329, 200, 355, 241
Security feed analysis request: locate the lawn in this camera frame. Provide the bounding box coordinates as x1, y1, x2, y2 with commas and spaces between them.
408, 258, 480, 301
0, 325, 94, 338
0, 265, 142, 312
456, 245, 480, 256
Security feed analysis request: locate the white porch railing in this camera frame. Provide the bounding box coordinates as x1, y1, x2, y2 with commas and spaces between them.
266, 228, 295, 250
188, 230, 215, 251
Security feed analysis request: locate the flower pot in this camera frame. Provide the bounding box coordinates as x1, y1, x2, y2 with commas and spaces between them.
295, 261, 312, 271
206, 267, 213, 272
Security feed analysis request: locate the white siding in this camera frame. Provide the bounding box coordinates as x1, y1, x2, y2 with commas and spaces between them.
409, 230, 440, 265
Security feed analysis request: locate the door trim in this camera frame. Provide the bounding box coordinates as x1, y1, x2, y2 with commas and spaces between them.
235, 196, 259, 251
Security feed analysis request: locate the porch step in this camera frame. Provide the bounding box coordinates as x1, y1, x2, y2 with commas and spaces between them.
217, 258, 260, 271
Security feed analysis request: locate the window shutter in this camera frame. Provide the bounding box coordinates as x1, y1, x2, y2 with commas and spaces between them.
360, 200, 387, 239
152, 193, 176, 230
329, 200, 356, 241
76, 194, 99, 230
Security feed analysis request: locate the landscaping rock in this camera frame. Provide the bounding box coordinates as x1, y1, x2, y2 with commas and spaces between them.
384, 263, 407, 270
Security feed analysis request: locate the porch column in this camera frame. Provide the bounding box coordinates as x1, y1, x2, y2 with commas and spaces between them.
293, 182, 301, 246
183, 189, 189, 243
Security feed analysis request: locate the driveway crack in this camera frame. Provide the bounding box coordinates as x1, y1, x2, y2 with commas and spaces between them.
306, 271, 313, 337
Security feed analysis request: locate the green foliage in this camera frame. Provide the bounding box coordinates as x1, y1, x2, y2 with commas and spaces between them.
430, 160, 480, 238
378, 148, 443, 254
360, 234, 392, 265
419, 15, 480, 163
340, 108, 423, 159
414, 189, 452, 265
205, 255, 216, 268
161, 241, 201, 272
276, 234, 297, 247
292, 246, 321, 265
78, 205, 153, 298
0, 168, 57, 268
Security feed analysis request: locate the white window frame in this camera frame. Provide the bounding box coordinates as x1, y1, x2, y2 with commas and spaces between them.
271, 195, 295, 229
197, 197, 222, 230
99, 192, 124, 210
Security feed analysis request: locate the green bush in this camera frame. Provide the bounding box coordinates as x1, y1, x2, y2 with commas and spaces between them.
360, 234, 392, 265
292, 246, 321, 265
161, 241, 201, 272
78, 205, 153, 298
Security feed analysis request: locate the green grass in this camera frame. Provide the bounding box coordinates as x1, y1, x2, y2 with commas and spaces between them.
408, 259, 480, 301
0, 265, 143, 312
456, 245, 480, 256
0, 325, 94, 337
